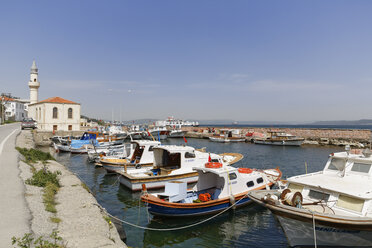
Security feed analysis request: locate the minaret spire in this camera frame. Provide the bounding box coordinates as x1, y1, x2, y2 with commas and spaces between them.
28, 60, 40, 104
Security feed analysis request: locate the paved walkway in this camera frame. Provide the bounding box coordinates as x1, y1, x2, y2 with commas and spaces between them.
0, 123, 31, 247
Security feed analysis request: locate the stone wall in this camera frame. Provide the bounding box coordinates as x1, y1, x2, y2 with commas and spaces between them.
182, 126, 372, 145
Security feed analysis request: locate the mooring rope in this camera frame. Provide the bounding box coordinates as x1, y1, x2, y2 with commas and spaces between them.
69, 168, 251, 231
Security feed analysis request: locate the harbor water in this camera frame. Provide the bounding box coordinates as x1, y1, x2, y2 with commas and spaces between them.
53, 138, 343, 248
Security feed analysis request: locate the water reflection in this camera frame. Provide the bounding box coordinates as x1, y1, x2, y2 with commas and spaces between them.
53, 138, 343, 248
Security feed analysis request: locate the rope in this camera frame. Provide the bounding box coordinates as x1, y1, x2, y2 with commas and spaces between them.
309, 210, 318, 248
102, 192, 249, 231
64, 164, 252, 232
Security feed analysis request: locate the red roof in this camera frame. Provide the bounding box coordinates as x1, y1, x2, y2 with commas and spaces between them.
38, 97, 78, 104
0, 96, 15, 101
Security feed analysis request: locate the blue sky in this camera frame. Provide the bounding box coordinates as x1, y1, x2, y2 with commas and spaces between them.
1, 1, 372, 122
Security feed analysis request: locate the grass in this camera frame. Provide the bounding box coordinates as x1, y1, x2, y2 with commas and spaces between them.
16, 147, 55, 164
12, 231, 66, 248
81, 182, 91, 193
43, 182, 59, 213
50, 217, 62, 224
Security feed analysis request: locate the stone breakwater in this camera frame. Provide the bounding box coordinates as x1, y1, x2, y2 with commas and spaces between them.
17, 130, 126, 248
182, 126, 372, 147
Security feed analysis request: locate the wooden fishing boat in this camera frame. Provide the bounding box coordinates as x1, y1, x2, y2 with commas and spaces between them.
209, 129, 245, 143
100, 140, 160, 173
141, 165, 281, 217
118, 145, 244, 191
253, 131, 304, 146
248, 147, 372, 247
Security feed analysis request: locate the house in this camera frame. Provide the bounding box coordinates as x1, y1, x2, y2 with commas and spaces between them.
0, 96, 27, 121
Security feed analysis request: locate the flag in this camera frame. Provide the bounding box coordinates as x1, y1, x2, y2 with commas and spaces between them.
208, 153, 211, 162
158, 130, 160, 141
183, 136, 187, 143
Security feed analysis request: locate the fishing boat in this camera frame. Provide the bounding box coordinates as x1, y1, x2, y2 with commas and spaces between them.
100, 140, 160, 173
168, 129, 187, 138
253, 131, 304, 146
209, 129, 245, 143
141, 165, 281, 217
87, 144, 129, 163
248, 147, 372, 247
118, 145, 243, 191
148, 127, 170, 140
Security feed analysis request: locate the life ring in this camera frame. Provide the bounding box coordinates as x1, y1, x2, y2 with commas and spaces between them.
205, 162, 223, 168
238, 168, 253, 174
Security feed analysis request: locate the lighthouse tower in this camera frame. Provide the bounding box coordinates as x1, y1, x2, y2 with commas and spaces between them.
28, 60, 40, 104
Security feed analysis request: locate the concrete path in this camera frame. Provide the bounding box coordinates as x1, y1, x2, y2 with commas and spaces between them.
0, 123, 31, 247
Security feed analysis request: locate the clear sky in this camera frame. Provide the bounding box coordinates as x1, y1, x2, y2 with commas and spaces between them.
1, 0, 372, 122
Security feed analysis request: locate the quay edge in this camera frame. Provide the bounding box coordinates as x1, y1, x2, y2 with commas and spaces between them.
17, 130, 127, 248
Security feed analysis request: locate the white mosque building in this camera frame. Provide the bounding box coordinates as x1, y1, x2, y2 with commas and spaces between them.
27, 61, 81, 131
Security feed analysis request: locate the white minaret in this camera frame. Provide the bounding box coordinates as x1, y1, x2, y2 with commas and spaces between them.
28, 60, 40, 104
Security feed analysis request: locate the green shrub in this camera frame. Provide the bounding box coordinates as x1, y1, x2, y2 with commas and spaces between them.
26, 169, 60, 188
16, 147, 55, 164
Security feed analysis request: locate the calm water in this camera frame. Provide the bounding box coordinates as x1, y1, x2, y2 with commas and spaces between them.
53, 138, 343, 248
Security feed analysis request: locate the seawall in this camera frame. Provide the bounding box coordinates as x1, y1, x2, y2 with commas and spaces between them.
183, 126, 371, 147
17, 130, 127, 248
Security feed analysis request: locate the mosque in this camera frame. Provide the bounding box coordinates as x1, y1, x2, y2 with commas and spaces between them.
27, 61, 81, 131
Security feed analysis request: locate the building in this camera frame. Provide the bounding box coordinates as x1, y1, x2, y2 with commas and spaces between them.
27, 61, 81, 131
0, 96, 27, 121
28, 97, 81, 131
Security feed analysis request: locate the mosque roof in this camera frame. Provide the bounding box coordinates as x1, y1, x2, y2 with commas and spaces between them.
34, 97, 79, 105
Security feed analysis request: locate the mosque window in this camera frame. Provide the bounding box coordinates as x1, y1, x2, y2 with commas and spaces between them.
68, 108, 73, 119
53, 107, 58, 119
34, 79, 36, 82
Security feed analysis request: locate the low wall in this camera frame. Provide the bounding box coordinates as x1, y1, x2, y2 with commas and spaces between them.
182, 126, 372, 146
33, 130, 85, 146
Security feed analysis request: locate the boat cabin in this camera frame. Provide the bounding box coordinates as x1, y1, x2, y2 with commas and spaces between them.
285, 149, 372, 217
152, 145, 222, 176
129, 140, 160, 164
158, 166, 270, 203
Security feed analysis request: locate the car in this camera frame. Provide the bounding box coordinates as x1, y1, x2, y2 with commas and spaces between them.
21, 118, 37, 130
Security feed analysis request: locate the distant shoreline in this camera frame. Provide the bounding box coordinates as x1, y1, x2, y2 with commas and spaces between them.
198, 124, 372, 130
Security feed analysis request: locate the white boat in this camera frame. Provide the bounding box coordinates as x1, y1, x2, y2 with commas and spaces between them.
248, 147, 372, 247
118, 145, 243, 191
100, 140, 160, 173
142, 166, 281, 217
209, 136, 231, 143
87, 144, 131, 163
253, 131, 304, 146
168, 129, 186, 138
148, 127, 169, 140
209, 129, 245, 143
155, 117, 199, 127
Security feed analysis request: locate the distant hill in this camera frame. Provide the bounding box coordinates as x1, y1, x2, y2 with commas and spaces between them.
310, 119, 372, 125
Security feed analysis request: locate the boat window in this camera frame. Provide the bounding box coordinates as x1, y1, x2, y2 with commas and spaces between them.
247, 181, 254, 187
185, 152, 195, 158
287, 183, 304, 193
210, 158, 219, 162
256, 177, 264, 184
229, 173, 237, 180
327, 158, 345, 171
351, 163, 371, 173
148, 146, 154, 152
308, 190, 330, 201
336, 195, 364, 212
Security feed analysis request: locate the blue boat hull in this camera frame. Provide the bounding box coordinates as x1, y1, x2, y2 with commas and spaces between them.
147, 197, 253, 217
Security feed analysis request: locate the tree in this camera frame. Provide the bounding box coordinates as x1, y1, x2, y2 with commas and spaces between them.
0, 93, 14, 124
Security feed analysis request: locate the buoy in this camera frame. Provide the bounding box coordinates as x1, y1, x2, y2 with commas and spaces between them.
205, 162, 223, 169
229, 195, 236, 210
238, 168, 253, 174
141, 184, 148, 195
